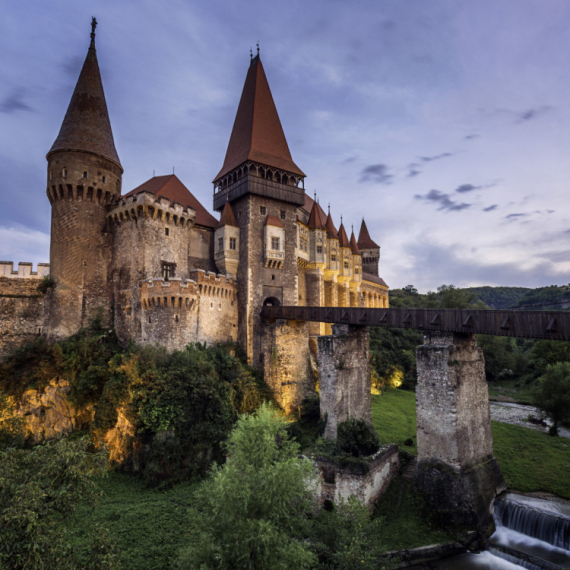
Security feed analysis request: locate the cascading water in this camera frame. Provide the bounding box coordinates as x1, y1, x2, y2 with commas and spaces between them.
415, 493, 570, 569
489, 493, 570, 570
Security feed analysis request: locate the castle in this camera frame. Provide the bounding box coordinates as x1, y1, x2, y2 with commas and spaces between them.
0, 22, 389, 371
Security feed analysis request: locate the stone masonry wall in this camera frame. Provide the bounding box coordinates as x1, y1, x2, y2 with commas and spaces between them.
262, 319, 314, 414
0, 278, 46, 360
318, 324, 371, 440
416, 332, 493, 467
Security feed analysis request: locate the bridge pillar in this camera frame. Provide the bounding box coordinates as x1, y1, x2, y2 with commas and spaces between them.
261, 319, 315, 415
318, 324, 371, 440
415, 332, 506, 535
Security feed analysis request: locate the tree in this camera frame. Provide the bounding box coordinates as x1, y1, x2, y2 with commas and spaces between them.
0, 437, 112, 569
178, 403, 318, 569
532, 362, 570, 436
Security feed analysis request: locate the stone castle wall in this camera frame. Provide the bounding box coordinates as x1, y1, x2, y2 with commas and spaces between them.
0, 277, 46, 359
0, 262, 50, 279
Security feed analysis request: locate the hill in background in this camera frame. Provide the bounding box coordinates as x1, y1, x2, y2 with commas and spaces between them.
466, 285, 570, 310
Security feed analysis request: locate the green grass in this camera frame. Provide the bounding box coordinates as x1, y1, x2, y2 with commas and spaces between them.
488, 378, 535, 405
374, 475, 468, 550
492, 420, 570, 499
65, 471, 197, 570
372, 390, 417, 454
371, 388, 570, 499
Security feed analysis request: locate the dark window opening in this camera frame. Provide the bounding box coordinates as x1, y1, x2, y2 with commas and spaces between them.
161, 261, 176, 281
271, 275, 275, 281
260, 206, 266, 215
280, 210, 286, 220
218, 237, 224, 251
83, 171, 88, 179
229, 237, 237, 250
165, 227, 170, 236
317, 245, 323, 254
102, 176, 106, 183
263, 297, 281, 307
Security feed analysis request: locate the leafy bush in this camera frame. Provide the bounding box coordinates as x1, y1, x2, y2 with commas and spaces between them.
178, 403, 318, 569
337, 417, 380, 458
0, 437, 116, 569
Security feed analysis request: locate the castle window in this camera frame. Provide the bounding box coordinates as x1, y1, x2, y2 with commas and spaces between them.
280, 210, 286, 220
83, 171, 88, 179
161, 262, 176, 281
229, 237, 237, 250
331, 254, 337, 262
218, 237, 224, 251
49, 172, 52, 181
344, 262, 349, 270
260, 206, 266, 215
102, 176, 106, 183
238, 210, 242, 219
355, 268, 359, 274
271, 237, 280, 251
165, 227, 170, 236
62, 168, 67, 178
317, 245, 323, 254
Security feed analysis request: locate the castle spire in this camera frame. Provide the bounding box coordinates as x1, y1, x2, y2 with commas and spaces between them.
337, 222, 350, 248
357, 218, 379, 249
214, 55, 304, 181
307, 200, 325, 230
47, 18, 122, 169
324, 210, 339, 240
349, 230, 361, 255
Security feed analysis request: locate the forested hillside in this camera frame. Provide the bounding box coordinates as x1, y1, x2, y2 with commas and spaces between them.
465, 284, 570, 310
465, 286, 530, 309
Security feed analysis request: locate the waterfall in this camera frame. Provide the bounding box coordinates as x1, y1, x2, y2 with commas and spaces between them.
489, 493, 570, 570
494, 495, 570, 551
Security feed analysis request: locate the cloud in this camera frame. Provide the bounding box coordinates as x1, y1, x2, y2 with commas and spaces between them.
0, 89, 33, 113
414, 189, 471, 212
505, 213, 528, 221
483, 205, 498, 212
407, 163, 421, 177
360, 164, 393, 184
516, 106, 552, 123
419, 152, 452, 162
455, 183, 479, 193
565, 229, 570, 234
343, 156, 357, 163
465, 134, 479, 140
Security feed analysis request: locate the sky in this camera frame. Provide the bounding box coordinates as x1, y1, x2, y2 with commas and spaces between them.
1, 0, 569, 292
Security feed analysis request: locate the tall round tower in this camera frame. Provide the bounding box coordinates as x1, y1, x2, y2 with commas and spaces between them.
46, 19, 123, 339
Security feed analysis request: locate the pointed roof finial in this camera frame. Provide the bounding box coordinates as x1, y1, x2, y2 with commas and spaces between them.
313, 190, 316, 201
250, 47, 253, 61
257, 42, 260, 57
91, 16, 97, 42
328, 203, 330, 214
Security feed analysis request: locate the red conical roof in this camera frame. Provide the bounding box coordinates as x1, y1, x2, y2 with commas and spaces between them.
124, 175, 218, 228
308, 201, 325, 230
47, 27, 121, 169
265, 214, 285, 228
214, 56, 304, 181
357, 219, 379, 249
324, 211, 339, 240
350, 231, 361, 255
217, 201, 239, 228
338, 223, 350, 248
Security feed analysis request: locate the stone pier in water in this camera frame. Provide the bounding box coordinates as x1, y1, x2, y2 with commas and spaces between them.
415, 332, 506, 534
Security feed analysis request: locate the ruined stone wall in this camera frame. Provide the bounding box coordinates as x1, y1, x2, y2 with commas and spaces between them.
261, 319, 314, 414
316, 444, 399, 507
416, 333, 493, 467
318, 324, 371, 439
47, 150, 122, 339
0, 278, 46, 359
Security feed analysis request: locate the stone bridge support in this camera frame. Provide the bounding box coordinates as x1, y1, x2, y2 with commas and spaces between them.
317, 324, 371, 440
261, 318, 315, 415
415, 333, 506, 535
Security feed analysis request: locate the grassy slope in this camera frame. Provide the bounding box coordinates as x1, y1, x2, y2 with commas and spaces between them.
372, 389, 570, 499
66, 472, 197, 570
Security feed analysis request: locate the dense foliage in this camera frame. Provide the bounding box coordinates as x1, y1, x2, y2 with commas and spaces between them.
465, 286, 531, 309
513, 284, 570, 310
532, 362, 570, 436
0, 437, 116, 569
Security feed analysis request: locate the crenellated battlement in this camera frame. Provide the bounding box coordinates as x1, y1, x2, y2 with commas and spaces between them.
0, 262, 50, 279
47, 183, 116, 207
108, 191, 196, 228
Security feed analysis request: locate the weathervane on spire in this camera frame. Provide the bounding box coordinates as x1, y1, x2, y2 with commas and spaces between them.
91, 16, 97, 40
250, 47, 253, 61
257, 42, 260, 57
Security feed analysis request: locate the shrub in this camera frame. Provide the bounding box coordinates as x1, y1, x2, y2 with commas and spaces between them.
337, 417, 381, 458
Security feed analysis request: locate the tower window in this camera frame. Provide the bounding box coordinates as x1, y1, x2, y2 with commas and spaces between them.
271, 237, 280, 250
280, 210, 286, 220
218, 237, 224, 251
83, 171, 88, 179
331, 254, 337, 262
344, 262, 349, 270
260, 206, 266, 215
165, 227, 170, 236
161, 262, 176, 281
229, 237, 237, 250
49, 172, 52, 181
62, 168, 67, 178
102, 176, 106, 183
317, 245, 323, 254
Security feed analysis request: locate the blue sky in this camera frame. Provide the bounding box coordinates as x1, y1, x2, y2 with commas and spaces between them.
1, 0, 569, 292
